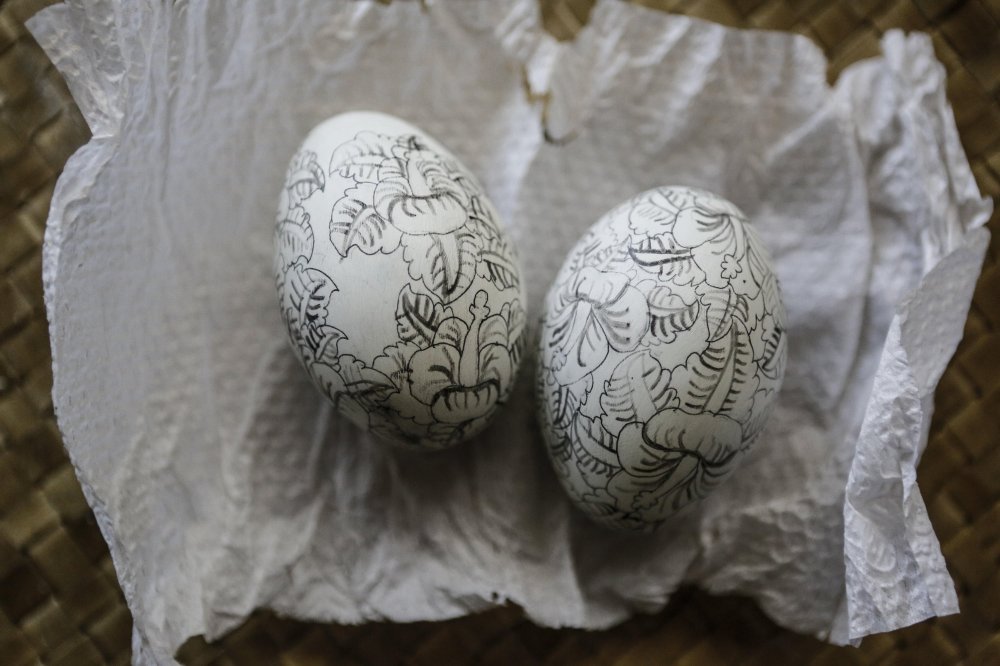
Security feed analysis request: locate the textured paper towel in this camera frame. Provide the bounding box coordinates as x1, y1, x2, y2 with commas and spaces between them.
30, 0, 991, 663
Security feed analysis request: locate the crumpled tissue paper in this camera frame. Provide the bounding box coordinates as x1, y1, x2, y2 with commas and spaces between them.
30, 0, 992, 663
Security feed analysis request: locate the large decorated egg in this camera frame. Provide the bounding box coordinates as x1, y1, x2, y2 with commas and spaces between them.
537, 186, 786, 531
274, 112, 525, 449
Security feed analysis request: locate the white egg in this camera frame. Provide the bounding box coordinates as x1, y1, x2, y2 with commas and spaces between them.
274, 112, 525, 449
537, 186, 786, 531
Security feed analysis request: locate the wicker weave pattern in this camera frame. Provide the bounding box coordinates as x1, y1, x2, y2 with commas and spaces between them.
1, 0, 997, 664
0, 1, 130, 664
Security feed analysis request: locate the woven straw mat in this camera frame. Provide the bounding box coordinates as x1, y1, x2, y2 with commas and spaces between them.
1, 0, 998, 664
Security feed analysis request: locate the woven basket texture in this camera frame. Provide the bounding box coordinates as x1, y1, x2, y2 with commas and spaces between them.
0, 0, 997, 664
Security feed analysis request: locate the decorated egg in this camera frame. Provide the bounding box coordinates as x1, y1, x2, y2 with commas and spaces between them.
274, 112, 525, 449
537, 186, 786, 531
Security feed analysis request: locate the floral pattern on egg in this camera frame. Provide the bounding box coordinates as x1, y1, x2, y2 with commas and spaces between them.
537, 186, 787, 532
275, 117, 524, 449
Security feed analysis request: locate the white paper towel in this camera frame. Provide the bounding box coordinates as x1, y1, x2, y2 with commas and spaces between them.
29, 0, 991, 663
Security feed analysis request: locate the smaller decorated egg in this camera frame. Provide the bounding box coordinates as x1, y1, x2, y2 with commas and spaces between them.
537, 186, 787, 532
274, 112, 525, 449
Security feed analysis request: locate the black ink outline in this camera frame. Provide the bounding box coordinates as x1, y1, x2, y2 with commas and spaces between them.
275, 136, 524, 449
538, 186, 786, 531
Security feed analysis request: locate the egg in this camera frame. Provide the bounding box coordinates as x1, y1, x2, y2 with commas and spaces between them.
537, 186, 787, 531
274, 112, 525, 449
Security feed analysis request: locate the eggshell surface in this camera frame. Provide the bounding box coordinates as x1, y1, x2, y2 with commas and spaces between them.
537, 186, 787, 531
274, 112, 525, 449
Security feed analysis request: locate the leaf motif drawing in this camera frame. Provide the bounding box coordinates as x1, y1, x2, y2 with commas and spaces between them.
466, 196, 501, 240
478, 311, 509, 349
546, 302, 607, 386
404, 290, 513, 426
627, 235, 692, 268
501, 299, 526, 366
646, 285, 700, 343
280, 261, 345, 367
546, 268, 649, 385
550, 382, 581, 433
571, 415, 620, 475
372, 340, 418, 387
285, 150, 325, 206
329, 131, 398, 182
283, 263, 333, 332
627, 195, 675, 234
541, 374, 591, 448
673, 197, 747, 258
738, 224, 771, 300
336, 355, 398, 406
539, 372, 574, 465
310, 325, 347, 368
670, 319, 754, 418
571, 234, 604, 268
374, 149, 469, 235
402, 230, 480, 302
626, 188, 695, 236
600, 351, 676, 436
547, 435, 573, 470
611, 410, 743, 513
759, 270, 782, 319
330, 183, 402, 257
670, 195, 755, 290
395, 285, 445, 346
615, 421, 683, 481
371, 342, 441, 428
627, 233, 704, 286
758, 297, 786, 386
409, 344, 504, 424
428, 233, 471, 299
274, 206, 314, 269
433, 316, 468, 349
758, 324, 786, 381
478, 239, 519, 290
743, 387, 777, 444
583, 242, 631, 272
699, 286, 750, 342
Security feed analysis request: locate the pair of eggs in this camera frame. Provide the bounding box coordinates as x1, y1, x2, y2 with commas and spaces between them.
274, 112, 786, 531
